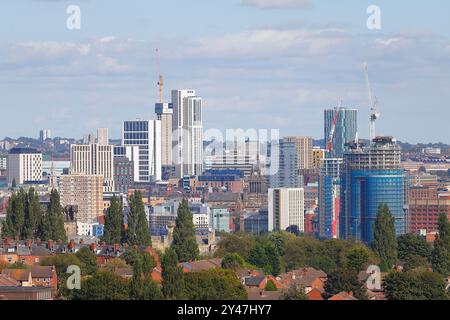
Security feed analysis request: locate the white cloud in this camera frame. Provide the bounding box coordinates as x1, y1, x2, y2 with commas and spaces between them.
241, 0, 313, 10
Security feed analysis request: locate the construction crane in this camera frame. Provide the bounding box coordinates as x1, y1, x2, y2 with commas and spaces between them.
364, 63, 381, 141
327, 100, 343, 153
156, 48, 164, 103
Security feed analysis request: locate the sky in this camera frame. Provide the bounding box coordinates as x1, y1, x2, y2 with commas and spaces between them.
0, 0, 449, 143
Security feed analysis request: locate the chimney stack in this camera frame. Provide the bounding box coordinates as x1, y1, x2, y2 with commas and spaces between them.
48, 240, 54, 250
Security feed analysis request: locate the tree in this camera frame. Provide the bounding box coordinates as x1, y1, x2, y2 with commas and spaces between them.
221, 253, 247, 270
70, 270, 130, 300
23, 188, 43, 240
281, 285, 309, 300
247, 242, 281, 276
171, 199, 199, 262
324, 269, 367, 300
2, 189, 26, 239
384, 269, 448, 300
102, 195, 123, 245
397, 233, 431, 271
346, 245, 372, 271
129, 252, 161, 300
161, 248, 186, 300
75, 247, 98, 276
431, 213, 450, 276
215, 233, 255, 259
126, 191, 151, 246
184, 268, 247, 300
372, 203, 398, 272
265, 280, 278, 291
42, 189, 67, 242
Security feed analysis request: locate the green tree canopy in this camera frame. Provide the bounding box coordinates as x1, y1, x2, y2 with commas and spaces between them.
397, 233, 431, 271
265, 280, 278, 292
431, 213, 450, 276
214, 232, 256, 260
70, 270, 131, 300
372, 203, 398, 272
281, 285, 309, 300
384, 269, 448, 300
171, 199, 199, 262
184, 268, 247, 300
161, 248, 186, 300
42, 189, 67, 242
102, 195, 123, 245
247, 241, 281, 276
75, 247, 98, 276
324, 269, 367, 300
126, 191, 151, 246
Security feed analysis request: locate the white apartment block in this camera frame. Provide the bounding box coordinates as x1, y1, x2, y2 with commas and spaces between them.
155, 103, 173, 168
268, 188, 305, 232
7, 148, 43, 186
171, 89, 203, 178
70, 144, 115, 192
59, 174, 104, 227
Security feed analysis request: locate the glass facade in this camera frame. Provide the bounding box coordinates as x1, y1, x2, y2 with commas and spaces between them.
324, 108, 357, 158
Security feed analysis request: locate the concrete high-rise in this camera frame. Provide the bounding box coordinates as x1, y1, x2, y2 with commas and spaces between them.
39, 129, 51, 142
7, 148, 43, 186
340, 137, 408, 244
70, 143, 115, 192
122, 120, 161, 182
268, 188, 305, 232
97, 128, 109, 146
155, 103, 173, 169
324, 107, 357, 158
283, 137, 313, 170
269, 140, 302, 189
59, 174, 104, 231
171, 90, 203, 177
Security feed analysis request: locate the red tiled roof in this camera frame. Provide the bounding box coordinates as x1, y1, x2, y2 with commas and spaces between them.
0, 274, 20, 287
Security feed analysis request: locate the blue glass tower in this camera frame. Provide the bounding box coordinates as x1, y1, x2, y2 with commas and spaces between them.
340, 137, 408, 244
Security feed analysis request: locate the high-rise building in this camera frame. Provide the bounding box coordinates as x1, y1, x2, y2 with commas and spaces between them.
171, 90, 203, 177
59, 174, 104, 230
269, 140, 302, 188
7, 148, 43, 186
324, 107, 357, 158
268, 188, 305, 232
409, 185, 450, 234
70, 144, 115, 192
283, 137, 313, 170
123, 120, 162, 182
318, 158, 343, 239
97, 128, 109, 146
155, 103, 173, 170
39, 129, 51, 142
340, 137, 408, 244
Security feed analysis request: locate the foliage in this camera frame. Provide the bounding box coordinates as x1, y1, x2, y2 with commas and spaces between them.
324, 269, 367, 300
126, 191, 151, 246
397, 233, 431, 271
247, 241, 280, 276
70, 270, 131, 300
431, 213, 450, 276
161, 248, 186, 300
184, 268, 247, 300
214, 232, 256, 260
221, 253, 247, 270
102, 195, 123, 245
372, 204, 398, 272
384, 269, 448, 300
265, 280, 278, 291
281, 285, 309, 300
346, 245, 373, 271
42, 189, 67, 242
75, 247, 98, 276
171, 199, 199, 262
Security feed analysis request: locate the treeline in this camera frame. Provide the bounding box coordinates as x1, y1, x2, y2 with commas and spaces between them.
1, 188, 67, 242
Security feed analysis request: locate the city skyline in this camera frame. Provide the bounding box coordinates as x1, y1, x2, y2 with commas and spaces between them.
1, 0, 450, 143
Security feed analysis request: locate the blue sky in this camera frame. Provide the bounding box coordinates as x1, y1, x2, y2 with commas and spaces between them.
0, 0, 450, 143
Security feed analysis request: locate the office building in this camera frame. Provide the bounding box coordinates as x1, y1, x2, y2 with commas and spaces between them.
209, 207, 231, 233
409, 186, 450, 234
7, 148, 43, 186
269, 140, 302, 188
171, 90, 203, 177
70, 144, 115, 193
113, 156, 134, 194
318, 158, 343, 239
0, 155, 7, 171
59, 174, 104, 231
244, 209, 268, 235
340, 137, 408, 244
268, 188, 305, 232
123, 120, 162, 182
283, 137, 313, 170
312, 147, 326, 169
324, 107, 357, 158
